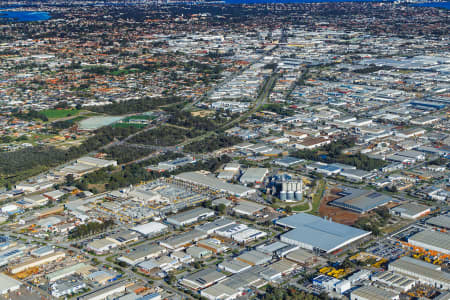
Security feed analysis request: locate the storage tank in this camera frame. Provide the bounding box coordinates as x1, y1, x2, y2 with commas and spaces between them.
282, 182, 287, 192
295, 191, 302, 201
287, 191, 294, 201
280, 191, 287, 201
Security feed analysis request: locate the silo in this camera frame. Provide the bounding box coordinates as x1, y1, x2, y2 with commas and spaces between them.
295, 191, 302, 201
282, 182, 288, 192
287, 191, 294, 201
280, 191, 287, 201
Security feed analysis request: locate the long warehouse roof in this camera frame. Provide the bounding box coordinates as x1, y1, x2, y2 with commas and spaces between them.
408, 230, 450, 253
276, 213, 370, 253
174, 172, 255, 196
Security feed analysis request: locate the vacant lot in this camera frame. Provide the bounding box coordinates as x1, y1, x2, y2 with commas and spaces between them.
42, 108, 80, 119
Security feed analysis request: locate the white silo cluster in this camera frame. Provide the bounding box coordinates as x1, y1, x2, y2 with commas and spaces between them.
280, 181, 303, 202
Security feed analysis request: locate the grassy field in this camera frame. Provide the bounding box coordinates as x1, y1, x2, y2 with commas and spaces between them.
41, 109, 80, 119
310, 179, 326, 215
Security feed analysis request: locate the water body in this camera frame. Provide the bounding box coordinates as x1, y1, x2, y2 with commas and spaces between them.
0, 11, 50, 22
79, 116, 124, 131
411, 2, 450, 9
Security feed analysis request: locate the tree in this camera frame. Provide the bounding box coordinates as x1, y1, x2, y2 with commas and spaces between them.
65, 174, 75, 186
216, 203, 226, 214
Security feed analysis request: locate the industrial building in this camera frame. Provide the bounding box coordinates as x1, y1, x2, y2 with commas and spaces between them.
118, 244, 166, 266
131, 222, 168, 237
232, 200, 266, 216
196, 217, 235, 235
390, 203, 431, 219
279, 181, 303, 202
166, 207, 215, 227
371, 271, 415, 292
426, 215, 450, 230
350, 285, 399, 300
408, 230, 450, 255
236, 250, 272, 266
276, 213, 371, 253
330, 187, 393, 213
159, 230, 207, 251
0, 273, 21, 295
9, 251, 66, 274
239, 168, 268, 184
173, 172, 256, 197
180, 268, 227, 290
388, 256, 450, 290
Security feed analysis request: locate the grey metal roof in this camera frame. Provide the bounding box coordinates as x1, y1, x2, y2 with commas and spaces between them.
330, 186, 392, 213
277, 213, 370, 253
166, 207, 214, 224
391, 203, 430, 217
408, 230, 450, 253
426, 215, 450, 229
174, 172, 255, 196
351, 285, 398, 300
389, 256, 450, 285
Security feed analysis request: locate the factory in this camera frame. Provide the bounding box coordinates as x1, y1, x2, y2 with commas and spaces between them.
166, 207, 215, 227
276, 213, 371, 254
350, 285, 399, 300
330, 187, 393, 214
390, 203, 431, 219
131, 222, 168, 237
388, 256, 450, 290
426, 215, 450, 230
0, 273, 21, 295
408, 230, 450, 255
173, 172, 256, 197
9, 251, 66, 274
279, 181, 303, 202
180, 268, 227, 290
239, 168, 268, 184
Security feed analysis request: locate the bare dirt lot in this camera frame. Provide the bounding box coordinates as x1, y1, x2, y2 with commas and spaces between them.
319, 188, 360, 225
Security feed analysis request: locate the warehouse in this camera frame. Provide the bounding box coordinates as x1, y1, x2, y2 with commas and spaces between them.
0, 273, 21, 295
196, 217, 235, 235
276, 213, 370, 254
330, 187, 393, 214
350, 285, 399, 300
87, 238, 119, 254
390, 203, 431, 219
46, 263, 92, 282
131, 222, 168, 237
9, 251, 66, 274
120, 244, 166, 266
180, 268, 227, 290
388, 256, 450, 289
166, 207, 215, 227
173, 172, 256, 197
232, 228, 267, 244
232, 200, 266, 216
197, 238, 229, 254
218, 259, 252, 274
408, 230, 450, 255
215, 223, 248, 238
236, 250, 272, 266
201, 283, 240, 300
426, 215, 450, 230
239, 168, 268, 184
159, 230, 207, 251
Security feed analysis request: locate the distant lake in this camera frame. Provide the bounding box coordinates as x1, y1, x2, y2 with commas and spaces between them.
411, 2, 450, 9
0, 11, 50, 22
